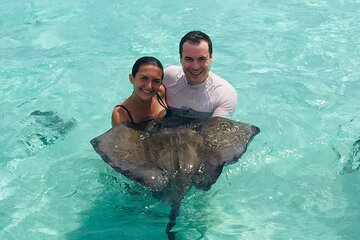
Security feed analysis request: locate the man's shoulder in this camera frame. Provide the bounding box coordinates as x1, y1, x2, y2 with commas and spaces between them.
208, 72, 235, 89
164, 65, 184, 86
207, 71, 237, 102
165, 65, 182, 75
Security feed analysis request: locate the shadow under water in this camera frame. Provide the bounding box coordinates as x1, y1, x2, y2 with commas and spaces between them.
64, 171, 174, 240
341, 138, 360, 174
63, 166, 220, 240
17, 110, 77, 156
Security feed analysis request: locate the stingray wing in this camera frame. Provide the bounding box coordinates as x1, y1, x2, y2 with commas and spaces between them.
201, 117, 260, 164
90, 124, 169, 191
192, 117, 260, 190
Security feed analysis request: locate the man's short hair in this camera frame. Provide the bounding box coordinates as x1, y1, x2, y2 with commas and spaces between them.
179, 31, 213, 57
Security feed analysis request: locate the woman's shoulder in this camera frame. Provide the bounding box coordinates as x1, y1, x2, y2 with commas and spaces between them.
158, 85, 166, 98
112, 102, 133, 126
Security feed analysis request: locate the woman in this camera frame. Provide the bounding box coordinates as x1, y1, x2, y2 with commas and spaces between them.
111, 56, 167, 127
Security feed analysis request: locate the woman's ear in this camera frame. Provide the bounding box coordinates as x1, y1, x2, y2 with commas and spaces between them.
129, 74, 135, 84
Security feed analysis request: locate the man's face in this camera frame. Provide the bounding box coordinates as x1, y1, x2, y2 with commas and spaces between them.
180, 40, 212, 85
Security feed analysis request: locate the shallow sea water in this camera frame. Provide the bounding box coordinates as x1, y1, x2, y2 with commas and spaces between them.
0, 0, 359, 239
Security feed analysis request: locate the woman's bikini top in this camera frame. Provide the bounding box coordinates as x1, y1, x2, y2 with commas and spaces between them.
115, 93, 167, 124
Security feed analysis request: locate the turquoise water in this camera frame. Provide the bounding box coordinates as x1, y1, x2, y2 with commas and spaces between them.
1, 0, 359, 239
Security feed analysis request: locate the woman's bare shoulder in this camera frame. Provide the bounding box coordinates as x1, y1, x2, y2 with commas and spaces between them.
158, 85, 166, 98
111, 103, 130, 126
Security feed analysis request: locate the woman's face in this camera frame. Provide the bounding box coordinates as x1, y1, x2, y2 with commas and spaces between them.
130, 64, 163, 100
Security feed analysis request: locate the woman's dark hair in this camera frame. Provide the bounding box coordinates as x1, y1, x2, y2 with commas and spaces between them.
179, 31, 213, 57
131, 56, 164, 80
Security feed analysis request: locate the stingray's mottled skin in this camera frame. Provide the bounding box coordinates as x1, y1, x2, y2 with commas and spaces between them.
90, 116, 260, 237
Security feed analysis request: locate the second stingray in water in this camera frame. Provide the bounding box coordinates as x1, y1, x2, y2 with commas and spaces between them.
90, 115, 260, 238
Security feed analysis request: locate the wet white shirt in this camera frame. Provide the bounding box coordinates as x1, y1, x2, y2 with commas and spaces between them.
163, 65, 238, 118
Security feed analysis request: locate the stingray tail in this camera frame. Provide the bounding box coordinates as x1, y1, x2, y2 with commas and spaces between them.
165, 202, 180, 239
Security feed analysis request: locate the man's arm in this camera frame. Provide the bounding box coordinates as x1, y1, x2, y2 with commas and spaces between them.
212, 85, 238, 118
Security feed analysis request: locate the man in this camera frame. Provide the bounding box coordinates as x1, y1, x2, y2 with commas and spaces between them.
163, 31, 237, 118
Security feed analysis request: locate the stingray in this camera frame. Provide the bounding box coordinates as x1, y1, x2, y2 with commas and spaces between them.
90, 116, 260, 238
